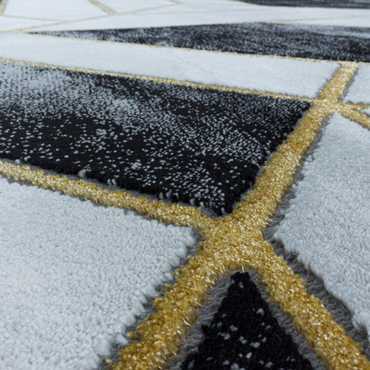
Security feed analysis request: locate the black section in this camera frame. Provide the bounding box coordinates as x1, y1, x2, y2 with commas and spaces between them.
182, 273, 313, 370
239, 0, 370, 8
43, 23, 370, 62
0, 63, 308, 215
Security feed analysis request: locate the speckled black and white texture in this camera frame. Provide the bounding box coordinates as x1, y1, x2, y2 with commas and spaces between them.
0, 62, 309, 215
43, 23, 370, 63
239, 0, 370, 8
181, 272, 313, 370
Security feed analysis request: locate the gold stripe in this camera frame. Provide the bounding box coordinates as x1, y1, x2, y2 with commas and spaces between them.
88, 0, 117, 15
0, 160, 208, 230
0, 56, 313, 103
223, 62, 357, 229
110, 63, 369, 369
0, 60, 368, 369
3, 14, 60, 21
5, 13, 114, 33
340, 105, 370, 130
0, 0, 8, 16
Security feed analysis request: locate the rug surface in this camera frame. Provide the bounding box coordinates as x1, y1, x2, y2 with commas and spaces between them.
0, 1, 370, 370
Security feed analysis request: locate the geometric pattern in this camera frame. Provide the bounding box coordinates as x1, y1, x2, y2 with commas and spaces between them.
1, 1, 370, 370
0, 32, 338, 99
274, 114, 370, 345
181, 272, 314, 370
0, 61, 309, 215
0, 57, 367, 370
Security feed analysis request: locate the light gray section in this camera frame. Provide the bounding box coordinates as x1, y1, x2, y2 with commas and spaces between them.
0, 32, 338, 98
274, 114, 370, 341
346, 64, 370, 103
0, 178, 196, 370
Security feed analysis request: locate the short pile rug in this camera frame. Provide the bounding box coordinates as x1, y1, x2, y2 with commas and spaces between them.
0, 1, 370, 370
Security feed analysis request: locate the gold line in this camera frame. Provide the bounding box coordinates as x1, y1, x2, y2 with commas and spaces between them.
7, 2, 176, 33
6, 13, 113, 33
111, 63, 370, 370
0, 57, 367, 369
88, 0, 117, 15
0, 56, 313, 103
343, 102, 370, 111
340, 105, 370, 130
0, 160, 208, 230
0, 0, 8, 16
223, 62, 357, 230
3, 14, 60, 21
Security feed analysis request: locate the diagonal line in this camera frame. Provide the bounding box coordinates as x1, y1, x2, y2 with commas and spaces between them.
26, 31, 370, 67
340, 104, 370, 130
0, 52, 366, 369
7, 1, 177, 33
222, 62, 358, 230
112, 63, 370, 370
3, 14, 60, 21
88, 0, 117, 15
0, 160, 209, 230
0, 56, 313, 102
0, 0, 8, 16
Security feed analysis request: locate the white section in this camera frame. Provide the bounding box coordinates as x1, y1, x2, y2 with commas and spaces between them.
98, 0, 171, 13
0, 16, 53, 30
0, 33, 337, 98
364, 108, 370, 116
142, 0, 260, 13
5, 0, 104, 20
0, 178, 196, 370
30, 5, 370, 32
290, 16, 370, 28
275, 114, 370, 339
346, 64, 370, 104
21, 10, 278, 31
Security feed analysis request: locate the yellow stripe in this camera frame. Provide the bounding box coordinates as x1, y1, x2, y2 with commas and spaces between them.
0, 56, 313, 103
88, 0, 117, 15
340, 105, 370, 130
0, 160, 208, 230
0, 0, 8, 15
112, 62, 370, 370
0, 59, 368, 369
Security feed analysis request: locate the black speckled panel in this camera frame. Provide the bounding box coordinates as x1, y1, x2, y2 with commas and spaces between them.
181, 272, 313, 370
42, 23, 370, 63
0, 62, 309, 215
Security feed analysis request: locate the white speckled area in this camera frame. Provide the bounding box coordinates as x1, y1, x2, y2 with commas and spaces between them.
346, 64, 370, 103
274, 114, 370, 340
0, 33, 338, 98
0, 177, 196, 370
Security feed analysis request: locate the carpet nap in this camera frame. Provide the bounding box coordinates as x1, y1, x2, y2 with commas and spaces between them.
275, 114, 370, 341
0, 62, 309, 215
0, 177, 195, 370
43, 23, 370, 63
181, 273, 313, 370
